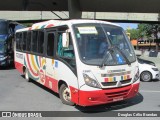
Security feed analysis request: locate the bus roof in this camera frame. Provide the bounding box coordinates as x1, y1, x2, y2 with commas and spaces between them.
16, 19, 120, 32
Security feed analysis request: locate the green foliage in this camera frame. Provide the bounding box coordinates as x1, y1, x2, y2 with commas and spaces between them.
137, 23, 160, 52
138, 24, 160, 38
126, 28, 140, 40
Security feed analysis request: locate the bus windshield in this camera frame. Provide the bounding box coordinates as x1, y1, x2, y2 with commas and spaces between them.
0, 21, 8, 35
73, 23, 136, 66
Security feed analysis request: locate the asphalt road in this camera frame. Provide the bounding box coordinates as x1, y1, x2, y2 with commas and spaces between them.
0, 67, 160, 118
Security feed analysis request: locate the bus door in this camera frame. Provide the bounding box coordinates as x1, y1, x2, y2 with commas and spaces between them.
45, 31, 58, 92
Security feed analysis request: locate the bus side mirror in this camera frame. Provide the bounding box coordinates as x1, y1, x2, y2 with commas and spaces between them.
62, 33, 69, 48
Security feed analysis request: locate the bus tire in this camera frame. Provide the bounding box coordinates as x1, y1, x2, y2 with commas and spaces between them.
24, 68, 31, 82
59, 84, 74, 106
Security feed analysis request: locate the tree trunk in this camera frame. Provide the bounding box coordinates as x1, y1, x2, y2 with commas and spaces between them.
155, 32, 159, 52
155, 42, 159, 52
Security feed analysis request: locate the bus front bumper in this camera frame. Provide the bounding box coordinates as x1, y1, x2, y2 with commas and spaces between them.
77, 83, 139, 106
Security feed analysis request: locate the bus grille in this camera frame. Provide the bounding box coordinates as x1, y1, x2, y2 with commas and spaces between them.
101, 81, 117, 86
120, 79, 132, 84
105, 89, 130, 101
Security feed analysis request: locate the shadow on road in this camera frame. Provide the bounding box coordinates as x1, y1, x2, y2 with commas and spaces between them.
0, 64, 15, 70
75, 93, 143, 113
151, 79, 160, 82
22, 77, 60, 99
140, 79, 160, 82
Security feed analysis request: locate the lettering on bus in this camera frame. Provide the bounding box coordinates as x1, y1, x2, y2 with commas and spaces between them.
16, 53, 23, 59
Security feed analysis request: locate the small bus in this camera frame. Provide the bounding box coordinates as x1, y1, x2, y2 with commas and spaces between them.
0, 19, 25, 67
15, 20, 140, 106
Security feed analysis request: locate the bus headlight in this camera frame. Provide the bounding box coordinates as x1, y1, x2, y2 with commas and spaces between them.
133, 68, 139, 83
83, 74, 101, 88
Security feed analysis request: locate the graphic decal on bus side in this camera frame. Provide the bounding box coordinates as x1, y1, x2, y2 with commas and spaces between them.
32, 23, 54, 30
25, 54, 46, 84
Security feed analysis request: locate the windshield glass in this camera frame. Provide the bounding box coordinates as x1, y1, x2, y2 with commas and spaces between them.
73, 23, 136, 66
0, 21, 8, 35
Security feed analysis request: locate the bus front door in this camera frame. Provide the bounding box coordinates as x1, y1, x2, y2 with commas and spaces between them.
45, 31, 58, 92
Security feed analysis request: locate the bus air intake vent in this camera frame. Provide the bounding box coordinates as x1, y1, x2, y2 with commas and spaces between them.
105, 89, 130, 100
120, 79, 132, 84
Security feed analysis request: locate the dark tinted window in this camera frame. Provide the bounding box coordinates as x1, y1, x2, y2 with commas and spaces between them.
47, 33, 54, 57
37, 31, 44, 54
16, 33, 20, 50
16, 32, 22, 51
32, 31, 38, 52
26, 31, 31, 51
23, 32, 27, 51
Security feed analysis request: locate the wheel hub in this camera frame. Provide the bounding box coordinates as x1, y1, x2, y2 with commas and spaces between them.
63, 88, 71, 101
143, 73, 150, 81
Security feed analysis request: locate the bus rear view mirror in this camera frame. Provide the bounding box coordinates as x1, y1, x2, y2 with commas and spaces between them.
62, 33, 69, 48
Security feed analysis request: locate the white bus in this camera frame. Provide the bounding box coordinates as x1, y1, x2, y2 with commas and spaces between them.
15, 20, 139, 106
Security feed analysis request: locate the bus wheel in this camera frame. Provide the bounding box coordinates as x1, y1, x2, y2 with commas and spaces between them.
24, 68, 30, 82
59, 84, 74, 106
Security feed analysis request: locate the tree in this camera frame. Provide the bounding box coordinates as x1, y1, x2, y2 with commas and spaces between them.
126, 28, 140, 40
138, 24, 160, 52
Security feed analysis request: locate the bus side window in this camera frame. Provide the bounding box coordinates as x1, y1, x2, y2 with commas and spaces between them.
37, 31, 44, 54
32, 31, 38, 53
16, 33, 20, 50
26, 31, 31, 51
57, 32, 76, 69
23, 32, 27, 51
57, 33, 74, 58
19, 33, 23, 51
47, 33, 54, 57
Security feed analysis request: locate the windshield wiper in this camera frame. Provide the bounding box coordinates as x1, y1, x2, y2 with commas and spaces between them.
99, 47, 114, 68
114, 46, 131, 66
99, 46, 131, 68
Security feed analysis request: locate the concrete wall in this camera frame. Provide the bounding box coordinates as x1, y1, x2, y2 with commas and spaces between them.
0, 11, 159, 21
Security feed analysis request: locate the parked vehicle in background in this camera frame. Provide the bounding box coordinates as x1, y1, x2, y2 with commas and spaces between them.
138, 58, 160, 82
0, 19, 25, 67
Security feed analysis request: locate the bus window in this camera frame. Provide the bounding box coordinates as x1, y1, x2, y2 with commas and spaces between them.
37, 31, 44, 54
16, 32, 23, 51
57, 33, 73, 58
32, 31, 38, 53
19, 33, 23, 51
47, 33, 54, 57
26, 31, 31, 51
57, 31, 75, 68
23, 32, 27, 51
16, 33, 20, 50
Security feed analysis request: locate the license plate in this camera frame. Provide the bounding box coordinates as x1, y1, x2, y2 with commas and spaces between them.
113, 97, 123, 102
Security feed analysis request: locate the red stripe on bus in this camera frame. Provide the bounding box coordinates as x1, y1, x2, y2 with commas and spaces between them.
15, 61, 23, 74
44, 75, 58, 93
46, 24, 54, 28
